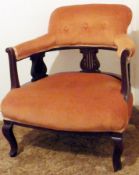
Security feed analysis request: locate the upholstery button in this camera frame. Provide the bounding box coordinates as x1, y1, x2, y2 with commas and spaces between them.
82, 23, 88, 30
64, 26, 69, 32
101, 21, 108, 29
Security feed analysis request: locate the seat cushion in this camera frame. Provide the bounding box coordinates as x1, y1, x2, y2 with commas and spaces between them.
1, 72, 133, 132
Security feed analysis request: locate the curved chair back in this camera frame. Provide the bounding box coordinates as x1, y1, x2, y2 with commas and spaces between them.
49, 4, 132, 46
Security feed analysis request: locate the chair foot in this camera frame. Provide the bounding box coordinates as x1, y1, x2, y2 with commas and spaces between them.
2, 120, 18, 157
112, 133, 123, 172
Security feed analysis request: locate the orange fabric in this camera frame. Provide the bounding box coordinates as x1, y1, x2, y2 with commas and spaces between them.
49, 4, 131, 44
114, 34, 136, 57
13, 4, 135, 60
1, 73, 133, 132
14, 34, 56, 60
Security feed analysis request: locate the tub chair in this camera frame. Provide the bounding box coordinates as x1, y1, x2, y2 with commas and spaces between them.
1, 4, 135, 172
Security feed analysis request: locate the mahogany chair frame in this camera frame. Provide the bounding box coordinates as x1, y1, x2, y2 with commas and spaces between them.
2, 46, 131, 172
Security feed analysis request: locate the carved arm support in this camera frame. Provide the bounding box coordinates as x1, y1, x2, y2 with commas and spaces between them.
120, 50, 131, 101
30, 52, 47, 82
6, 48, 20, 89
6, 48, 47, 89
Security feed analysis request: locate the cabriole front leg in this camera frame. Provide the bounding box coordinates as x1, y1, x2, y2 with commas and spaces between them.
112, 134, 123, 172
2, 120, 18, 157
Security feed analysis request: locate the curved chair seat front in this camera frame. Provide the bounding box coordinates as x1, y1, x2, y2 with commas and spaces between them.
2, 72, 132, 132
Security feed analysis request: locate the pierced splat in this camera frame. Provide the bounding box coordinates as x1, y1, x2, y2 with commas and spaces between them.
80, 48, 100, 73
30, 52, 47, 82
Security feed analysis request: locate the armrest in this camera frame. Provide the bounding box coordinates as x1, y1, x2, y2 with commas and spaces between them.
6, 47, 48, 89
120, 50, 131, 101
6, 48, 20, 89
13, 34, 55, 61
114, 34, 136, 59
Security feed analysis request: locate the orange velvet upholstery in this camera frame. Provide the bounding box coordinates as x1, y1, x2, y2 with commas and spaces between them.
13, 4, 135, 60
1, 73, 133, 133
114, 34, 136, 57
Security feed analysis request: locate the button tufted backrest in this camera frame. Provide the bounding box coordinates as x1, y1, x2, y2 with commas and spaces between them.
48, 4, 132, 46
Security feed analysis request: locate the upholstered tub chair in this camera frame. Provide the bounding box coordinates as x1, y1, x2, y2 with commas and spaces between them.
1, 4, 135, 172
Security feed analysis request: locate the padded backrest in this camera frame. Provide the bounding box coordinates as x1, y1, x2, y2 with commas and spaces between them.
48, 4, 132, 46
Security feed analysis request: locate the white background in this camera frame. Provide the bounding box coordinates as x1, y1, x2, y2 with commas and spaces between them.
0, 0, 138, 119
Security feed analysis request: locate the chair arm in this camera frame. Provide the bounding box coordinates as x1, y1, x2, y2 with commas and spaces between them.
114, 34, 136, 59
13, 34, 55, 61
6, 48, 20, 89
120, 50, 131, 101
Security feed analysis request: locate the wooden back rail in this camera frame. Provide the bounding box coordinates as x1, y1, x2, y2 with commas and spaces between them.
6, 46, 131, 101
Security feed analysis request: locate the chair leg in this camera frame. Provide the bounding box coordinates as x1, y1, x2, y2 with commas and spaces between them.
112, 134, 123, 172
2, 120, 18, 157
